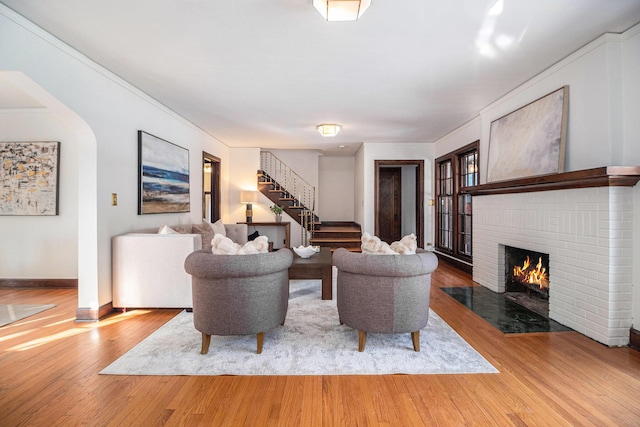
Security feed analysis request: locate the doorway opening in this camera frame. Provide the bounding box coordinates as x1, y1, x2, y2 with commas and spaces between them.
374, 160, 424, 248
202, 152, 220, 222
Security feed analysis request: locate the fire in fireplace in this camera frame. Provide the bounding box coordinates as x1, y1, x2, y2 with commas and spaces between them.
504, 246, 550, 316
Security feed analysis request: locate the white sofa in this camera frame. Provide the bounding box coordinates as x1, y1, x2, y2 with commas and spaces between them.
112, 223, 248, 309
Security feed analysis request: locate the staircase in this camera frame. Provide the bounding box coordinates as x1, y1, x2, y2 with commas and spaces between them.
310, 222, 362, 252
257, 152, 362, 251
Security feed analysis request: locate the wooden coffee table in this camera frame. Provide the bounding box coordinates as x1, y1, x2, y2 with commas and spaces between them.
288, 247, 333, 300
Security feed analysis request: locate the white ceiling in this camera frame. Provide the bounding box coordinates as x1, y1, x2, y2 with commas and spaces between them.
2, 0, 640, 156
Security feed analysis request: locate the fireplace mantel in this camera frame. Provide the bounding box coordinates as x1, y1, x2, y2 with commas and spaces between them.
465, 166, 640, 196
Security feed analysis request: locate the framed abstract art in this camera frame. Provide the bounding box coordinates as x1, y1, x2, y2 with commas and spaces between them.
487, 86, 569, 183
0, 141, 60, 216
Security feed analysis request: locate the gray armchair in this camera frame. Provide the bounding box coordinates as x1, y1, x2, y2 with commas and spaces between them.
184, 249, 293, 354
332, 248, 438, 352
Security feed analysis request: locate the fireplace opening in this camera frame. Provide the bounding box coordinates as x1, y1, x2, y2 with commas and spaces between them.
504, 246, 550, 317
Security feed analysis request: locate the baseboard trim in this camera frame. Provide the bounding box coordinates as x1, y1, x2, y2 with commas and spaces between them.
630, 328, 640, 352
433, 252, 473, 274
76, 302, 114, 322
0, 278, 78, 289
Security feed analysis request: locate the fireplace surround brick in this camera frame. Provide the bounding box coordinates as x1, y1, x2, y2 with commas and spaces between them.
473, 186, 633, 346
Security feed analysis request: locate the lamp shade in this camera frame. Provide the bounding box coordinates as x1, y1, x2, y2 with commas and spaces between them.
313, 0, 371, 21
240, 191, 258, 204
317, 124, 341, 137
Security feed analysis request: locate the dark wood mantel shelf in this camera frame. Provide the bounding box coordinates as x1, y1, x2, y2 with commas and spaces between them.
464, 166, 640, 196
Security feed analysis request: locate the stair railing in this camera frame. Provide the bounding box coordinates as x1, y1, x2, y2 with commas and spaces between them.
260, 151, 316, 239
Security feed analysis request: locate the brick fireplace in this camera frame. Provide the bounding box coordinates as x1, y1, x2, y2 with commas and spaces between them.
469, 167, 640, 346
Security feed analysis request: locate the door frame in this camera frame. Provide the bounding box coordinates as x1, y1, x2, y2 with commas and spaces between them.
202, 152, 221, 222
374, 160, 424, 248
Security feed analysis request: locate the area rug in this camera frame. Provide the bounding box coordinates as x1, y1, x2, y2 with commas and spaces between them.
101, 280, 497, 376
441, 286, 572, 334
0, 304, 56, 327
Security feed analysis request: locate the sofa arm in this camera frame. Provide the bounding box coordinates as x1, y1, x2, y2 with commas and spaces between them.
112, 233, 202, 308
225, 223, 248, 244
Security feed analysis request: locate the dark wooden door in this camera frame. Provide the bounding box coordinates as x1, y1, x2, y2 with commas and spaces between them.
378, 167, 402, 243
203, 152, 221, 222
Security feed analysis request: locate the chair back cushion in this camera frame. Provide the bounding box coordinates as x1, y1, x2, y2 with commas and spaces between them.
185, 249, 293, 336
333, 248, 438, 334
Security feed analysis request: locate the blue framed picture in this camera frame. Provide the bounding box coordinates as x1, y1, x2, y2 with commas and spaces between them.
138, 131, 190, 214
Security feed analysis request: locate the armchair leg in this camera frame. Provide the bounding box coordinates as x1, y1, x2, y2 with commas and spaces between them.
256, 332, 264, 354
411, 331, 420, 352
358, 330, 367, 352
201, 333, 211, 355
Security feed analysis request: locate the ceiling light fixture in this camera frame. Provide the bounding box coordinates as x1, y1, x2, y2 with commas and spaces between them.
317, 124, 341, 137
313, 0, 371, 21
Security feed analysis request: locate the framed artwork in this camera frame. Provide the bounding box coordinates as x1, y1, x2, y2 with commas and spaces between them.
0, 141, 60, 216
138, 131, 190, 214
487, 86, 569, 182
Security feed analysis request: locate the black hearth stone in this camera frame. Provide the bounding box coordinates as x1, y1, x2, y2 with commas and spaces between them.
441, 286, 572, 334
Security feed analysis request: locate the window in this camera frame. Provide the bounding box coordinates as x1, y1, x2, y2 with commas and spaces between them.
458, 150, 477, 256
435, 141, 478, 263
436, 160, 453, 251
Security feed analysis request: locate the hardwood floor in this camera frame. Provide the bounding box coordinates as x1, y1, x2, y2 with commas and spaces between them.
1, 263, 639, 426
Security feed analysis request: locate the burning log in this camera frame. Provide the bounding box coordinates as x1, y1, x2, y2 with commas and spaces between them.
513, 256, 549, 290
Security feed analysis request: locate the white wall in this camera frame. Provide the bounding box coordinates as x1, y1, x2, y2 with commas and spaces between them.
478, 38, 624, 181
435, 25, 640, 332
318, 156, 355, 221
0, 7, 231, 313
354, 145, 365, 228
622, 29, 640, 329
400, 165, 417, 236
434, 118, 481, 159
228, 147, 262, 222
0, 110, 78, 278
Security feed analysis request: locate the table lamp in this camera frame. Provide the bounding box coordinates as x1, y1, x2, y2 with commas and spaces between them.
240, 191, 258, 223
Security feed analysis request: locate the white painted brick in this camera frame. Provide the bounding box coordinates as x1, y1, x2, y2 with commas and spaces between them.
473, 186, 633, 347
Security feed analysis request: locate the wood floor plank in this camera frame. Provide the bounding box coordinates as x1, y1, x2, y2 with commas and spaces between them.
1, 263, 640, 426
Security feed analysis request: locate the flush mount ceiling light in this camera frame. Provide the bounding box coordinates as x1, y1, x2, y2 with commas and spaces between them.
313, 0, 371, 21
317, 124, 341, 137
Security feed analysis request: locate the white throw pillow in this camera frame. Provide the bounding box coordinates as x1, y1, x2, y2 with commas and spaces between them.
211, 234, 241, 255
360, 232, 396, 255
237, 236, 269, 254
158, 225, 179, 234
211, 234, 270, 255
390, 233, 417, 254
209, 219, 226, 237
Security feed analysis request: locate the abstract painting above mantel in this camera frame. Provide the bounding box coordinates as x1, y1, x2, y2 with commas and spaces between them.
0, 141, 60, 216
487, 86, 569, 183
138, 131, 190, 215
